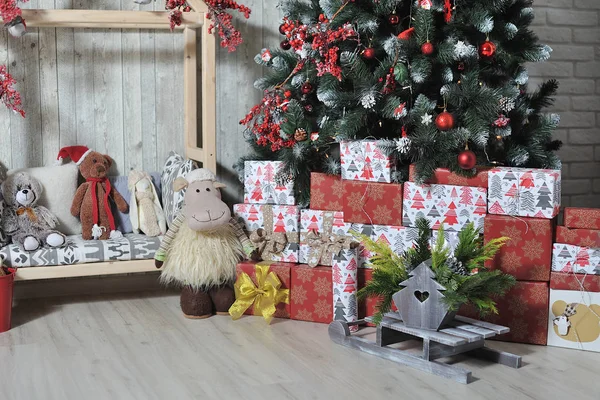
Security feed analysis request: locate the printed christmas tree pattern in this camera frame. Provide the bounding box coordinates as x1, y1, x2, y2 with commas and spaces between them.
341, 141, 394, 183
334, 297, 346, 322
244, 161, 295, 205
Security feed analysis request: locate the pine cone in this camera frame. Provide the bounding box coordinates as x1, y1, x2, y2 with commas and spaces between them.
447, 257, 468, 276
294, 128, 307, 141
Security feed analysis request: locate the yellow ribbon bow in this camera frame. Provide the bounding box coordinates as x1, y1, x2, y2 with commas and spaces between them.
249, 229, 288, 261
229, 263, 290, 324
16, 207, 38, 222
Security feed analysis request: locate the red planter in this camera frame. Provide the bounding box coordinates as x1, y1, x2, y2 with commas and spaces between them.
0, 267, 15, 333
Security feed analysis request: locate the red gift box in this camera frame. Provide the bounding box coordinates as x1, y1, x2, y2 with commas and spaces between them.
236, 261, 292, 319
409, 164, 490, 188
342, 180, 403, 225
290, 265, 333, 323
550, 272, 600, 292
485, 215, 553, 281
556, 226, 600, 248
459, 281, 550, 345
564, 208, 600, 230
310, 172, 345, 211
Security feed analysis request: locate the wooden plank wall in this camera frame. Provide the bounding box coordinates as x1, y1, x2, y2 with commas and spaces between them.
0, 1, 280, 203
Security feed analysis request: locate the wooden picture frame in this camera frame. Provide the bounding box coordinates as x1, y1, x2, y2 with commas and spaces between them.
14, 2, 216, 281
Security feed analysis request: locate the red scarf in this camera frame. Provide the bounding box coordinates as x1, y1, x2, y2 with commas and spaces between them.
87, 177, 116, 232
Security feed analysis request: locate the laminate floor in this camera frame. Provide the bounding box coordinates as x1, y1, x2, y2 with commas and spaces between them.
1, 291, 598, 400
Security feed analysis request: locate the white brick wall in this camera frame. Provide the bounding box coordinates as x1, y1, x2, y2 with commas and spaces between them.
531, 0, 600, 207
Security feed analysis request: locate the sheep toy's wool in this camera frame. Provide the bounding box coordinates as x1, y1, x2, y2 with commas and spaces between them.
160, 221, 243, 290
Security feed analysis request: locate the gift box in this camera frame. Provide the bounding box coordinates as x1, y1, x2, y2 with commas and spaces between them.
235, 261, 292, 319
556, 226, 600, 248
459, 281, 550, 345
484, 215, 553, 281
548, 289, 600, 352
342, 180, 403, 226
429, 229, 461, 257
349, 223, 421, 268
310, 172, 345, 211
551, 272, 600, 292
340, 140, 395, 183
487, 167, 561, 219
332, 248, 359, 332
244, 161, 295, 205
357, 268, 384, 327
233, 204, 300, 263
409, 164, 490, 188
290, 265, 333, 323
402, 182, 487, 232
563, 208, 600, 230
552, 243, 600, 275
299, 210, 352, 267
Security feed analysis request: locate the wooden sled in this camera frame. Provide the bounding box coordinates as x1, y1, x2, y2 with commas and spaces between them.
328, 312, 522, 384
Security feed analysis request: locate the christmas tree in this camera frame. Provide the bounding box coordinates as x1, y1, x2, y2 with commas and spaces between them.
238, 0, 562, 206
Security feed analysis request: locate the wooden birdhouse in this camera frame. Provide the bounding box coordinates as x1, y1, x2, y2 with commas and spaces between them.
392, 260, 456, 331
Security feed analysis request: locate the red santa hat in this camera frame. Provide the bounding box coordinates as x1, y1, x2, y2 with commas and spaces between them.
56, 146, 93, 165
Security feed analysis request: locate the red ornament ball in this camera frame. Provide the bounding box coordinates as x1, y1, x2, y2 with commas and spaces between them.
279, 24, 286, 35
458, 150, 477, 170
479, 40, 496, 57
301, 82, 313, 94
421, 41, 434, 55
389, 14, 399, 25
363, 47, 376, 59
435, 111, 455, 131
280, 40, 291, 50
304, 104, 313, 113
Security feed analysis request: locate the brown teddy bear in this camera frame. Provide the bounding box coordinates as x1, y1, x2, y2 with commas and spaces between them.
56, 146, 129, 240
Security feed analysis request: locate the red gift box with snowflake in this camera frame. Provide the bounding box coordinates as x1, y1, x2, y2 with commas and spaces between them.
402, 182, 487, 232
243, 161, 295, 205
342, 180, 403, 226
556, 226, 600, 248
290, 265, 333, 323
485, 215, 553, 281
310, 172, 345, 211
340, 140, 395, 183
551, 272, 600, 292
563, 207, 600, 230
408, 164, 491, 188
236, 261, 292, 319
459, 281, 550, 345
487, 167, 561, 219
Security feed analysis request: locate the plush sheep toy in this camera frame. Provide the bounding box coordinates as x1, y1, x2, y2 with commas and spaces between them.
154, 168, 255, 319
1, 172, 66, 251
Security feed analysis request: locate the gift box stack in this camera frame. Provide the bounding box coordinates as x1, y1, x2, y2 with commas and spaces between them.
459, 167, 561, 345
548, 208, 600, 352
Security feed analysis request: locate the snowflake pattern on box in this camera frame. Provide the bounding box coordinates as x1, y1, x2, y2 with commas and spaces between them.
233, 204, 300, 263
402, 182, 487, 232
552, 243, 600, 275
244, 161, 295, 205
0, 234, 161, 268
340, 140, 395, 183
332, 248, 359, 332
299, 209, 351, 266
487, 167, 561, 219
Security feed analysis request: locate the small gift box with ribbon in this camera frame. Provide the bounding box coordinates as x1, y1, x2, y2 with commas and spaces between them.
298, 210, 354, 267
484, 215, 553, 281
243, 161, 295, 205
342, 180, 403, 226
340, 140, 395, 183
487, 167, 561, 219
403, 182, 487, 232
233, 204, 300, 263
563, 207, 600, 230
229, 261, 291, 324
556, 226, 600, 248
552, 243, 600, 275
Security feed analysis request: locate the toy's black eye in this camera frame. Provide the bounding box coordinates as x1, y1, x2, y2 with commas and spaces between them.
27, 185, 31, 189
205, 188, 211, 192
92, 159, 97, 163
196, 189, 200, 193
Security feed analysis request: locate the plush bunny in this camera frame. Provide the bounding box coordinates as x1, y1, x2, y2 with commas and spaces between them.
128, 170, 166, 237
1, 172, 66, 251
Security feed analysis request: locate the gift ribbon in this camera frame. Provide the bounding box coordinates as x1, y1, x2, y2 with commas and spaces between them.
248, 205, 298, 261
16, 207, 38, 222
229, 262, 290, 324
302, 211, 357, 267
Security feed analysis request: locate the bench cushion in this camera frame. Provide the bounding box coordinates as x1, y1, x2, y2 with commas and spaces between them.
0, 234, 161, 268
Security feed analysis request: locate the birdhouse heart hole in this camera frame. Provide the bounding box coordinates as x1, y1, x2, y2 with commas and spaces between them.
414, 290, 429, 303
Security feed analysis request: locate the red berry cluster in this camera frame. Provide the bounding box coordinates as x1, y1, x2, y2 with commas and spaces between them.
381, 68, 397, 95
0, 0, 27, 24
239, 90, 295, 151
0, 65, 25, 117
